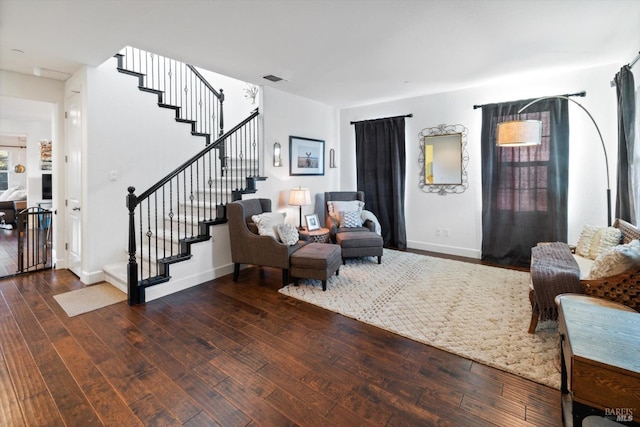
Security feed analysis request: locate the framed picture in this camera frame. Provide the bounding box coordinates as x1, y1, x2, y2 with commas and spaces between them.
305, 213, 320, 231
289, 136, 324, 176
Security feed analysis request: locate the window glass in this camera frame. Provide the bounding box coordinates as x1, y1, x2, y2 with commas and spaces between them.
0, 150, 8, 191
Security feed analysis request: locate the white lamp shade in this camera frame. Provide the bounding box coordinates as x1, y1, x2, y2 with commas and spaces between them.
289, 188, 311, 206
496, 120, 542, 147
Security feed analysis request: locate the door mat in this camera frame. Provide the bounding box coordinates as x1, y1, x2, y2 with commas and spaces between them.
54, 282, 126, 317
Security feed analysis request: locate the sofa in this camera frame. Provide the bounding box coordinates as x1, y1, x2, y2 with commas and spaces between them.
528, 218, 640, 333
0, 186, 27, 227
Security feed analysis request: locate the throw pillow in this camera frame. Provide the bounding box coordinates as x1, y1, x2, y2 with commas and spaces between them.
588, 239, 640, 279
588, 227, 622, 260
575, 225, 601, 258
340, 210, 362, 228
276, 223, 299, 245
251, 212, 286, 240
327, 200, 364, 222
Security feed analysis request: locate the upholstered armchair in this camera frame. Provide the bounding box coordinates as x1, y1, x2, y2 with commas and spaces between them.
227, 198, 308, 285
324, 191, 375, 241
324, 191, 384, 263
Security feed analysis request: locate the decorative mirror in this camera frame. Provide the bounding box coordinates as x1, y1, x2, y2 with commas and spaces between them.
418, 124, 468, 195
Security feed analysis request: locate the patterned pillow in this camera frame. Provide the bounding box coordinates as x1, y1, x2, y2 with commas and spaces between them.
339, 210, 362, 228
588, 227, 622, 259
588, 240, 640, 279
327, 200, 364, 222
575, 225, 600, 258
251, 212, 285, 240
277, 223, 299, 245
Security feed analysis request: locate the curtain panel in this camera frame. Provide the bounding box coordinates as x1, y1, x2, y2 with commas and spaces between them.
614, 65, 637, 224
481, 98, 569, 267
354, 117, 407, 249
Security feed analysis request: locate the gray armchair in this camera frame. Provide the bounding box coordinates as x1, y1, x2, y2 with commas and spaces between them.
324, 191, 375, 241
324, 191, 383, 263
227, 198, 307, 285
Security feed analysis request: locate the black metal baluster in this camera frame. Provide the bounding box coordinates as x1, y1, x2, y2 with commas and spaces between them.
138, 204, 143, 283
207, 151, 213, 220
162, 186, 166, 260
146, 199, 152, 281
182, 170, 187, 242
189, 165, 194, 237
201, 156, 207, 221
195, 158, 200, 231
176, 174, 180, 246
169, 180, 174, 257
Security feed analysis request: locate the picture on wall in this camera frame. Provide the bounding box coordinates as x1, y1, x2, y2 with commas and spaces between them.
289, 136, 324, 176
40, 140, 52, 171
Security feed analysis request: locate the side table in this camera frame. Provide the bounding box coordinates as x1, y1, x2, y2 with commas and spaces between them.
557, 295, 640, 426
300, 227, 330, 244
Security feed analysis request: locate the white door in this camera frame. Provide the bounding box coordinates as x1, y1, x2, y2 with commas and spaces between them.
66, 92, 82, 277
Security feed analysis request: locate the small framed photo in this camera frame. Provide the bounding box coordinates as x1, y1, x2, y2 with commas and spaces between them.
289, 136, 325, 176
305, 213, 320, 231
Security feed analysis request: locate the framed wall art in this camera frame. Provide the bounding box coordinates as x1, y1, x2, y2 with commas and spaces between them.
289, 136, 324, 176
40, 140, 52, 171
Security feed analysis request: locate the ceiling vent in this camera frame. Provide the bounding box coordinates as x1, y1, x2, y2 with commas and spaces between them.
263, 74, 284, 82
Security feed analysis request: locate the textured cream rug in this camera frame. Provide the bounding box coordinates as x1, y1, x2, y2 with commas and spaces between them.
54, 282, 127, 317
279, 249, 560, 389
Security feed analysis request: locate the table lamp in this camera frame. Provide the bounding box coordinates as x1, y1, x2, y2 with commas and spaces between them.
289, 187, 311, 229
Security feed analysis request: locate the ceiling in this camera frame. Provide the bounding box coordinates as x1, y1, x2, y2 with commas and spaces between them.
1, 0, 639, 108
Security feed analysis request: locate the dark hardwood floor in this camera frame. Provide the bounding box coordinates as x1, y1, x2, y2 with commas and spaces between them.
0, 256, 561, 426
0, 227, 19, 278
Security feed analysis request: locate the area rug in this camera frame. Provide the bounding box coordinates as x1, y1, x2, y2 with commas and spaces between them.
54, 282, 127, 317
279, 249, 560, 389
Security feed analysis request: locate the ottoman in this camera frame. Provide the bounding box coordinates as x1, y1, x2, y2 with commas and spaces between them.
290, 243, 341, 291
336, 231, 383, 264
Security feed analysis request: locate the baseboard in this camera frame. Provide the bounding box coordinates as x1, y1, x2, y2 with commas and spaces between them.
406, 240, 481, 259
81, 269, 105, 285
145, 262, 234, 302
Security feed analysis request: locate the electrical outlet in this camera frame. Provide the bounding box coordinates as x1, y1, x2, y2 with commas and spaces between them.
436, 227, 442, 236
444, 228, 450, 237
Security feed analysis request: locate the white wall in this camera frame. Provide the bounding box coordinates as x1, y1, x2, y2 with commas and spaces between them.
260, 86, 338, 226
340, 63, 622, 258
198, 68, 260, 131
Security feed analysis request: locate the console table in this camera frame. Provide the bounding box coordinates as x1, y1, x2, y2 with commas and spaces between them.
557, 295, 640, 426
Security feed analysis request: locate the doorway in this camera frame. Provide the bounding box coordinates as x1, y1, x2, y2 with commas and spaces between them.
0, 97, 56, 279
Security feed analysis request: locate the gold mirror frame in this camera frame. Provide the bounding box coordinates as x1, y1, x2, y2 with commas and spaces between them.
418, 123, 468, 195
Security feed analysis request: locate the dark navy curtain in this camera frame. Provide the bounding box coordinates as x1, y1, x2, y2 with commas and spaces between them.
355, 116, 407, 249
614, 65, 637, 224
481, 98, 569, 267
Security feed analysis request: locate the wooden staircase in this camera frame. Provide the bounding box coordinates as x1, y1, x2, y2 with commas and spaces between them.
104, 46, 265, 304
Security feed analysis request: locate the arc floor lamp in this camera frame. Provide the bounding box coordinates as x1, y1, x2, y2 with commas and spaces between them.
496, 92, 611, 226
